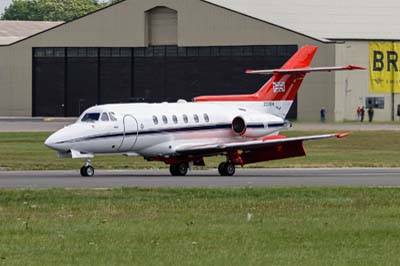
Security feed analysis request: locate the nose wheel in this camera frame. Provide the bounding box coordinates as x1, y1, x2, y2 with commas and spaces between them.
218, 162, 236, 176
80, 160, 95, 177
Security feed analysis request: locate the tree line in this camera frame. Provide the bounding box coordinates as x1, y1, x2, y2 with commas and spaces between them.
1, 0, 123, 22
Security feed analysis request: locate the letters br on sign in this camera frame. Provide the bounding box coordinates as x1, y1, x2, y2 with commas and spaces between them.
369, 42, 400, 93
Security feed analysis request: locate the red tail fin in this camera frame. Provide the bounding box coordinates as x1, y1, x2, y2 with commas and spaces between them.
194, 45, 318, 102
256, 46, 317, 101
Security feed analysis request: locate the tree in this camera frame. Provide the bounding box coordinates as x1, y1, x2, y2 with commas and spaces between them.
1, 0, 40, 21
1, 0, 108, 21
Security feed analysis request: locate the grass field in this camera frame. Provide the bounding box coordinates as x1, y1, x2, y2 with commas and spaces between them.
0, 131, 399, 171
1, 187, 400, 265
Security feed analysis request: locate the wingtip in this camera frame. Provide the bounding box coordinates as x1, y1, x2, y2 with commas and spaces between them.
336, 132, 351, 138
346, 65, 366, 70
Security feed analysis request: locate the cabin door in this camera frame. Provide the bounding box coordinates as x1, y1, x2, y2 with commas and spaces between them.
118, 115, 139, 152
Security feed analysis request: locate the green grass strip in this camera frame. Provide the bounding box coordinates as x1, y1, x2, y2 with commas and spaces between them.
0, 131, 399, 170
0, 187, 400, 265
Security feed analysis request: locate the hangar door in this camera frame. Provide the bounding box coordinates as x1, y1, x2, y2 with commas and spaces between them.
33, 45, 297, 118
33, 47, 132, 117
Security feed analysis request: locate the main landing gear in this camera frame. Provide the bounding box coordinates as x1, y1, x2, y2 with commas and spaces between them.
169, 162, 189, 176
218, 162, 236, 176
80, 159, 95, 177
169, 161, 236, 176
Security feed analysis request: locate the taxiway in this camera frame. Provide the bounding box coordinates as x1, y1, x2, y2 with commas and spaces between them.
0, 168, 399, 188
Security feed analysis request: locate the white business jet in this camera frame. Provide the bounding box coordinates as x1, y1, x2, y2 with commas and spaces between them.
45, 46, 364, 177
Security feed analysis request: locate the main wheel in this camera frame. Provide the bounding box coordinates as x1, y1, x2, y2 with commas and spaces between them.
218, 162, 227, 175
218, 162, 236, 176
80, 165, 95, 177
225, 163, 236, 176
169, 162, 189, 176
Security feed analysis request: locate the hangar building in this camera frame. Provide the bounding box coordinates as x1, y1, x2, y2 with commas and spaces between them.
0, 0, 398, 121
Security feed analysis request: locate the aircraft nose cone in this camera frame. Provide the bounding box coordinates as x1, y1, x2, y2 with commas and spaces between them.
45, 131, 68, 151
44, 126, 78, 152
44, 135, 57, 150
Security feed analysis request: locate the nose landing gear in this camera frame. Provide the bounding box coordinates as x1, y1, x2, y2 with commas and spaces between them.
80, 159, 95, 177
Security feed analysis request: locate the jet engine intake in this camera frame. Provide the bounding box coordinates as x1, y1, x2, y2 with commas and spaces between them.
232, 116, 246, 136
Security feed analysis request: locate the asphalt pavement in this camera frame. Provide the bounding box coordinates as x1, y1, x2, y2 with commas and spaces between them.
0, 168, 399, 188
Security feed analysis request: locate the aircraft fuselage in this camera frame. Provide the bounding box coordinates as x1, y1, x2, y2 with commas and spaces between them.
45, 101, 287, 159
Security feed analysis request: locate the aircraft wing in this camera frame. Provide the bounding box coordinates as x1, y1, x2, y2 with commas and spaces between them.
175, 133, 350, 158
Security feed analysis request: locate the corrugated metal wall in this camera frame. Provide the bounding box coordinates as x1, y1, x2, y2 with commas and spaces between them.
32, 45, 298, 117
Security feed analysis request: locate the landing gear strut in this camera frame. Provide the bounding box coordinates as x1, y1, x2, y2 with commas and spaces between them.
218, 162, 236, 176
170, 162, 189, 176
80, 159, 95, 177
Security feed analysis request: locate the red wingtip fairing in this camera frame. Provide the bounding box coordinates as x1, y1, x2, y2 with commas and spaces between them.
336, 132, 352, 138
346, 65, 366, 70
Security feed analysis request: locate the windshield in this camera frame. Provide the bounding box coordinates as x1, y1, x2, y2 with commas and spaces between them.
81, 113, 100, 122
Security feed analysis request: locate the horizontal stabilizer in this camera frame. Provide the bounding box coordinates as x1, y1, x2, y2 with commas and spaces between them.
246, 65, 365, 75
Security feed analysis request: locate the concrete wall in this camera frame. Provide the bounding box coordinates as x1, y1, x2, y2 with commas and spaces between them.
0, 46, 11, 115
335, 41, 400, 122
0, 0, 335, 119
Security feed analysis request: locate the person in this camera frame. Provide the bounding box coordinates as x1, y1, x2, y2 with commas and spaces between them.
320, 107, 326, 123
356, 106, 361, 121
360, 106, 365, 122
368, 107, 374, 122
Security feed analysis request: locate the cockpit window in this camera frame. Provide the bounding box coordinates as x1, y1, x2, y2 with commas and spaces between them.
109, 112, 117, 121
81, 113, 100, 122
101, 112, 110, 121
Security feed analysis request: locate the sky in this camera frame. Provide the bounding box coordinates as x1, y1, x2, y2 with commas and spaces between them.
0, 0, 12, 15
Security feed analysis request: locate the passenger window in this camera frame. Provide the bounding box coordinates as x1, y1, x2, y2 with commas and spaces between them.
172, 115, 178, 124
101, 112, 109, 121
194, 114, 199, 123
204, 113, 210, 123
109, 112, 117, 121
162, 115, 168, 124
153, 115, 159, 125
183, 114, 188, 124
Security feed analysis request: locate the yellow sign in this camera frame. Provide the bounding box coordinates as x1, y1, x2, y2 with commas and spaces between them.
369, 42, 400, 93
